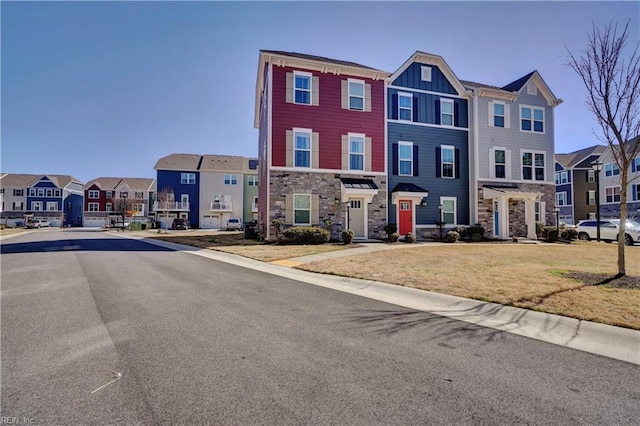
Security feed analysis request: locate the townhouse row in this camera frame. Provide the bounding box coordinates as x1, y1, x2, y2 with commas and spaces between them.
555, 142, 640, 226
255, 50, 564, 241
0, 154, 259, 229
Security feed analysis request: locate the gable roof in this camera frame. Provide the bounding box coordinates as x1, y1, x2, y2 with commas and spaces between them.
555, 145, 606, 169
0, 173, 82, 188
463, 70, 563, 107
389, 51, 470, 97
154, 154, 203, 171
85, 177, 124, 190
501, 71, 536, 92
200, 155, 248, 172
260, 50, 380, 71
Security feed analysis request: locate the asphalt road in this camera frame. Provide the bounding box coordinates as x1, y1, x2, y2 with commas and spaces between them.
2, 229, 639, 425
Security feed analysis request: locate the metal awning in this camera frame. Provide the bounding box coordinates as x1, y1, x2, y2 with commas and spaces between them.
340, 178, 379, 203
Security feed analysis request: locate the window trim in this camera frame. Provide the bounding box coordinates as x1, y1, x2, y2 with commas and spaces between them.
520, 105, 545, 133
347, 78, 365, 111
421, 66, 432, 82
556, 191, 567, 206
88, 190, 100, 199
440, 196, 457, 225
441, 145, 455, 179
348, 133, 365, 171
181, 173, 196, 185
440, 98, 454, 127
521, 150, 546, 181
398, 92, 413, 122
293, 70, 312, 105
605, 186, 621, 203
293, 127, 312, 168
587, 190, 596, 206
398, 141, 413, 177
493, 101, 505, 128
224, 174, 238, 185
248, 175, 259, 186
32, 201, 43, 211
47, 201, 58, 211
494, 147, 507, 179
293, 193, 311, 225
604, 162, 620, 177
88, 202, 99, 212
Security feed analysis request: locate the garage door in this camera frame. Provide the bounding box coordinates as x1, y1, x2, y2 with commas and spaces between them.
202, 215, 220, 229
84, 217, 108, 227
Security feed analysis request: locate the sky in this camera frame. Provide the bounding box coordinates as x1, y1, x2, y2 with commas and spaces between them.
2, 1, 638, 184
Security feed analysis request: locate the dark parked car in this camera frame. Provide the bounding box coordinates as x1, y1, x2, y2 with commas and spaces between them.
171, 218, 188, 230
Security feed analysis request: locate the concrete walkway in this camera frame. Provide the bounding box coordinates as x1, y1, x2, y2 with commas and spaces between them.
109, 232, 640, 365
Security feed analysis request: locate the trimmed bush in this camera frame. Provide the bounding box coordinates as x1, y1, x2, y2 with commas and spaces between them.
341, 229, 355, 245
384, 222, 398, 236
444, 230, 460, 243
403, 232, 416, 243
282, 226, 330, 244
561, 228, 578, 240
470, 233, 483, 242
453, 226, 467, 239
388, 232, 400, 243
467, 224, 485, 239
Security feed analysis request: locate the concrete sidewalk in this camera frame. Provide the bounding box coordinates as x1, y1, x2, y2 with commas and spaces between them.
121, 233, 640, 365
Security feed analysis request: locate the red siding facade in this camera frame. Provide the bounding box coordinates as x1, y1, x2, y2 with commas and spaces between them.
270, 66, 385, 171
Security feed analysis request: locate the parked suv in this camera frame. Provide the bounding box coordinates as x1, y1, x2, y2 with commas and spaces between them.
171, 218, 188, 230
226, 218, 242, 231
576, 219, 640, 245
28, 220, 51, 229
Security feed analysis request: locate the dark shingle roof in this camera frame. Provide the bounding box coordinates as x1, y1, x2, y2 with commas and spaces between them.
390, 183, 429, 193
501, 71, 536, 92
261, 50, 381, 71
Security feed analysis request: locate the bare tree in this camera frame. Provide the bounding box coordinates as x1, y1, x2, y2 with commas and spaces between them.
107, 192, 129, 231
155, 187, 174, 233
566, 21, 640, 276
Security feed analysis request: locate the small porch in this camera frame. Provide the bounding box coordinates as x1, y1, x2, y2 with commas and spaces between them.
483, 186, 543, 240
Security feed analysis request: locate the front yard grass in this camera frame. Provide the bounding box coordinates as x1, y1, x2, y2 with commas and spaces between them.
297, 242, 640, 330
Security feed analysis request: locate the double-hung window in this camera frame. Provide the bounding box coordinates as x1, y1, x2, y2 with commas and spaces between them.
398, 93, 412, 121
32, 201, 42, 211
556, 192, 567, 206
521, 106, 544, 132
135, 192, 144, 199
604, 163, 620, 177
37, 188, 44, 197
294, 131, 311, 168
348, 79, 364, 111
605, 186, 621, 203
522, 151, 545, 181
248, 176, 258, 186
106, 203, 113, 212
441, 99, 454, 126
13, 189, 23, 196
555, 171, 568, 185
181, 173, 196, 184
349, 135, 364, 171
493, 102, 505, 127
46, 189, 53, 197
587, 190, 596, 205
88, 190, 99, 199
54, 189, 61, 197
29, 188, 36, 196
441, 146, 455, 178
106, 191, 113, 199
440, 197, 456, 225
494, 149, 506, 179
294, 72, 311, 105
88, 203, 99, 212
294, 194, 311, 225
224, 174, 238, 185
47, 202, 58, 211
398, 142, 413, 176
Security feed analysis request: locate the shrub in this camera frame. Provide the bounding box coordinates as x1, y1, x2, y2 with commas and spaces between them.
271, 219, 285, 242
341, 229, 355, 245
561, 228, 578, 240
536, 222, 545, 237
453, 226, 467, 239
403, 232, 416, 243
470, 233, 483, 242
388, 232, 400, 243
542, 226, 559, 242
384, 222, 398, 236
444, 230, 460, 243
467, 224, 485, 239
282, 226, 330, 245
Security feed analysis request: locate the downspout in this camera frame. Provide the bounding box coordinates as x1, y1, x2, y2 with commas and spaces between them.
472, 89, 479, 225
266, 61, 273, 241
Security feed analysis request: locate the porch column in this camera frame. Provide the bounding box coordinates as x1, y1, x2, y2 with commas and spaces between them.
524, 199, 537, 239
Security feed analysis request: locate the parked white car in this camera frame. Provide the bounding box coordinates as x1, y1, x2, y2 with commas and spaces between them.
28, 220, 51, 229
226, 218, 243, 231
576, 219, 640, 246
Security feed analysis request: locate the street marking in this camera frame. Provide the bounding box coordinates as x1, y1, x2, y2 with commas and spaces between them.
91, 370, 122, 394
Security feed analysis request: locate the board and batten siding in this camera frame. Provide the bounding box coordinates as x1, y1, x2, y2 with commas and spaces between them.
270, 66, 385, 172
391, 63, 459, 95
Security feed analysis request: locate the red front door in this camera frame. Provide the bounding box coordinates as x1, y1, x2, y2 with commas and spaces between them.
399, 200, 412, 235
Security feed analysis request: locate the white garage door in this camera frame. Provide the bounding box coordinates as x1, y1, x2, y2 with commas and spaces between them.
202, 215, 220, 229
84, 217, 107, 227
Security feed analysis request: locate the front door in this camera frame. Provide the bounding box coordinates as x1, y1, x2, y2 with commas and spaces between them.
349, 199, 365, 238
399, 200, 412, 235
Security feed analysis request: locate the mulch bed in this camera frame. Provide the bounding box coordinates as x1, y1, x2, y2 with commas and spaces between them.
567, 271, 640, 289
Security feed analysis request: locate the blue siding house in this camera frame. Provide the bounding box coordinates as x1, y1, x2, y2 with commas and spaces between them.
154, 154, 202, 228
387, 51, 471, 236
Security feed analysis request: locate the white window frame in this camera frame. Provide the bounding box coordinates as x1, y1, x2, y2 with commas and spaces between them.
493, 101, 505, 128
293, 71, 312, 105
587, 190, 596, 206
348, 133, 365, 171
604, 163, 620, 177
46, 188, 53, 197
534, 201, 543, 223
32, 201, 42, 211
13, 189, 24, 197
135, 192, 144, 199
440, 197, 457, 225
224, 174, 238, 185
248, 176, 258, 186
398, 92, 412, 122
54, 189, 61, 197
421, 66, 432, 82
29, 188, 36, 196
119, 191, 128, 198
37, 188, 44, 197
106, 203, 113, 212
588, 170, 595, 183
293, 128, 312, 168
441, 145, 455, 179
556, 192, 567, 206
181, 173, 196, 184
106, 191, 113, 199
494, 148, 507, 179
520, 105, 545, 133
398, 141, 413, 177
605, 186, 621, 203
440, 98, 454, 127
293, 194, 311, 225
521, 150, 546, 181
47, 202, 58, 211
88, 190, 100, 199
88, 202, 99, 212
348, 78, 365, 111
